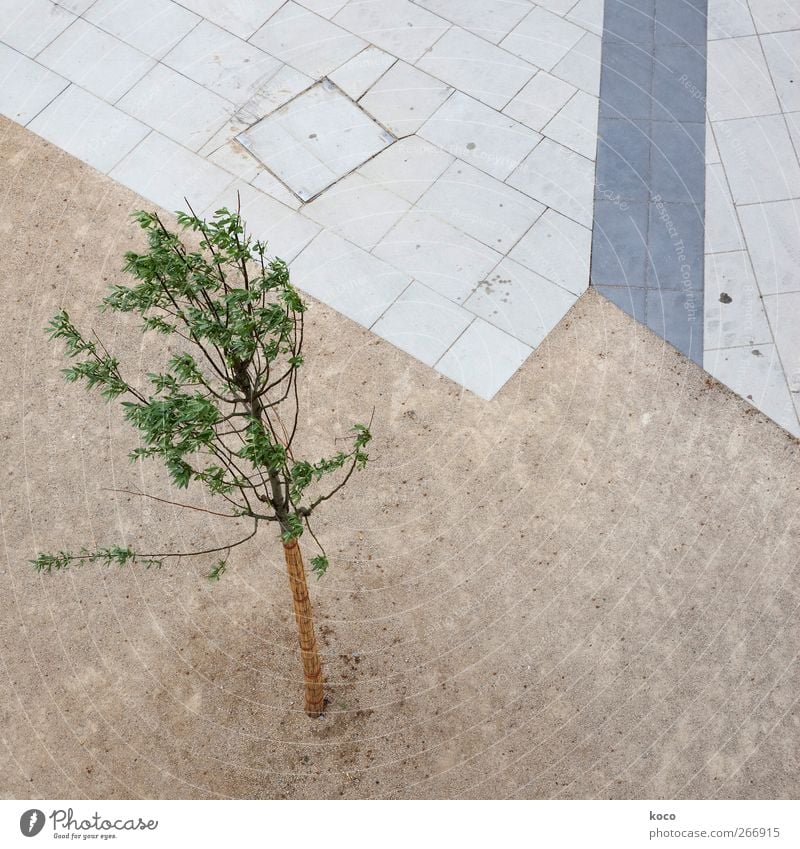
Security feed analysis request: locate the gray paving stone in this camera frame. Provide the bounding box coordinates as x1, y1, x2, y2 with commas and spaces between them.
604, 0, 655, 45
654, 0, 707, 45
591, 200, 649, 286
595, 117, 651, 201
651, 42, 707, 122
646, 287, 703, 361
594, 0, 707, 362
649, 120, 705, 203
599, 42, 653, 119
647, 201, 704, 290
594, 284, 647, 322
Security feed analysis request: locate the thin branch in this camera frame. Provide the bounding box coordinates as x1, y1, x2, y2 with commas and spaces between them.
102, 487, 242, 519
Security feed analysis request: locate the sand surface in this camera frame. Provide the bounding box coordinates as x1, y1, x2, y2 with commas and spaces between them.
1, 117, 798, 799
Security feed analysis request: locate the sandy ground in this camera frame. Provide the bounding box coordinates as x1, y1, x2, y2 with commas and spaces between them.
1, 116, 799, 800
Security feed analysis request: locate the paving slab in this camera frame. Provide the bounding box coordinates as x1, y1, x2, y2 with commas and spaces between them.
592, 0, 707, 365
237, 80, 394, 201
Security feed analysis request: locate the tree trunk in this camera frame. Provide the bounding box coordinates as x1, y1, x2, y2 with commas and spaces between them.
282, 538, 325, 717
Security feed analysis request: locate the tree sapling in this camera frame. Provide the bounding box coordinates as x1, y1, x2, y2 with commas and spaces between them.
33, 205, 372, 718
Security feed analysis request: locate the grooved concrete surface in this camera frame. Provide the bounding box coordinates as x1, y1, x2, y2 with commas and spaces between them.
0, 0, 605, 400
2, 116, 800, 799
591, 0, 707, 363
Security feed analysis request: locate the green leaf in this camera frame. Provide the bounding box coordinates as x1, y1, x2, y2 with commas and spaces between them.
280, 513, 304, 542
207, 560, 227, 581
310, 555, 329, 579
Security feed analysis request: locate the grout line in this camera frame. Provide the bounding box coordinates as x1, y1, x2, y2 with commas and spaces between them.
367, 279, 416, 331
102, 123, 151, 175
431, 316, 476, 369
19, 57, 72, 127
704, 341, 781, 353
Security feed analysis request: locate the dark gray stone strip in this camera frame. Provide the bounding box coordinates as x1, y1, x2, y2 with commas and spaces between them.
591, 0, 707, 362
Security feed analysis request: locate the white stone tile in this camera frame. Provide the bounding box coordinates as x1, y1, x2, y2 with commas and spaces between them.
503, 71, 576, 132
715, 115, 800, 205
705, 163, 745, 254
704, 344, 800, 436
196, 117, 251, 158
419, 91, 541, 180
328, 45, 396, 100
704, 251, 772, 349
371, 280, 473, 366
464, 256, 577, 348
508, 207, 591, 295
296, 0, 350, 18
786, 112, 800, 157
109, 131, 233, 213
435, 317, 532, 400
541, 89, 598, 159
762, 292, 800, 407
500, 6, 585, 73
37, 19, 155, 105
739, 199, 800, 295
707, 37, 780, 122
0, 43, 68, 125
206, 138, 264, 182
251, 168, 304, 209
550, 31, 601, 96
360, 61, 452, 137
372, 209, 503, 303
356, 134, 453, 202
202, 180, 320, 261
749, 0, 800, 34
162, 20, 282, 107
333, 0, 449, 63
761, 31, 800, 113
412, 0, 531, 45
707, 0, 756, 39
506, 138, 594, 227
301, 172, 411, 249
416, 26, 535, 111
235, 64, 314, 125
249, 1, 365, 79
236, 80, 392, 201
85, 0, 199, 60
53, 0, 95, 13
28, 84, 149, 173
706, 120, 721, 164
0, 0, 75, 58
117, 63, 233, 152
290, 229, 411, 328
537, 0, 581, 14
176, 0, 283, 39
416, 159, 545, 251
566, 0, 605, 37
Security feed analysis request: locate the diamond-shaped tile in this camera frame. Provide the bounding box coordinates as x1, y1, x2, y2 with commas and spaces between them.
236, 80, 394, 201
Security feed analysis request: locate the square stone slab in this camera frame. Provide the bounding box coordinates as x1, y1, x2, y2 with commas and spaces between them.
236, 79, 394, 201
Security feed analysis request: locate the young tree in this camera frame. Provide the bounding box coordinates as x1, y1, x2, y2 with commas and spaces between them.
32, 206, 372, 718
